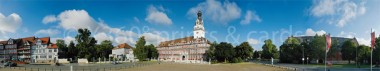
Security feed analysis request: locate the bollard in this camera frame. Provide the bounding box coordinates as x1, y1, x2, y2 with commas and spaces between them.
104, 68, 105, 71
45, 68, 46, 71
51, 68, 53, 71
60, 68, 61, 71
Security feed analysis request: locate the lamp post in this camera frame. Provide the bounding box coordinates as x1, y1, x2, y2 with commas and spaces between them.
302, 45, 305, 65
307, 57, 309, 65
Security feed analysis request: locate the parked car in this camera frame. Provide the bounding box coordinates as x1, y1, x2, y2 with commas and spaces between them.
4, 62, 17, 67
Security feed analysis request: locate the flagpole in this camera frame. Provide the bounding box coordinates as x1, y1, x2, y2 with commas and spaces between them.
325, 50, 327, 71
371, 28, 373, 71
325, 34, 328, 71
371, 47, 373, 71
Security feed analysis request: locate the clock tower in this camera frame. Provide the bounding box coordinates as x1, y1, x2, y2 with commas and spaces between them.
193, 11, 205, 39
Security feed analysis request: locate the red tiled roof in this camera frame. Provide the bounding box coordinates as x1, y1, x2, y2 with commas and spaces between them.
0, 41, 6, 44
38, 37, 50, 44
113, 43, 133, 50
47, 44, 57, 49
20, 36, 36, 44
158, 36, 210, 47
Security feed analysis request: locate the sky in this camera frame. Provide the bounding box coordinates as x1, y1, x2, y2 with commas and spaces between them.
0, 0, 379, 50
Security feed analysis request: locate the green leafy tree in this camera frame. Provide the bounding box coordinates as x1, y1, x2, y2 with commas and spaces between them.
67, 41, 78, 61
357, 45, 370, 64
373, 37, 380, 65
146, 44, 158, 60
341, 40, 357, 64
57, 39, 68, 58
279, 37, 302, 63
134, 36, 148, 61
205, 41, 218, 63
214, 42, 235, 63
309, 34, 326, 63
262, 39, 279, 59
253, 51, 261, 59
96, 40, 114, 59
75, 28, 97, 61
235, 42, 254, 61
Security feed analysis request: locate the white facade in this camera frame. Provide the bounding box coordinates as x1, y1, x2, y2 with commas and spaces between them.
111, 48, 134, 62
31, 39, 58, 63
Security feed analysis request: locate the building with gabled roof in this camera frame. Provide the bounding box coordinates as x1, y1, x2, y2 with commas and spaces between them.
31, 37, 58, 63
111, 43, 135, 62
0, 36, 58, 63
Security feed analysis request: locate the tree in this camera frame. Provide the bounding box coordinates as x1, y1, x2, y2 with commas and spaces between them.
67, 41, 78, 61
253, 51, 261, 59
96, 40, 114, 59
134, 36, 148, 61
262, 39, 279, 59
235, 42, 253, 61
309, 34, 326, 63
357, 45, 370, 64
341, 40, 357, 64
75, 28, 97, 61
279, 37, 302, 63
214, 42, 235, 63
146, 44, 158, 60
57, 39, 68, 58
206, 41, 217, 60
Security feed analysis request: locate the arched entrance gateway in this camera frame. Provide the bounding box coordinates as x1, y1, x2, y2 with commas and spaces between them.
182, 55, 185, 60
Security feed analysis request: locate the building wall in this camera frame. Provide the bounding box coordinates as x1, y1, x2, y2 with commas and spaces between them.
111, 48, 134, 61
31, 43, 58, 63
157, 42, 209, 61
0, 45, 4, 60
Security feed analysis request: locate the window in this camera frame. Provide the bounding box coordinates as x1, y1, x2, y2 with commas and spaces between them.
54, 49, 57, 52
48, 55, 52, 58
49, 49, 52, 52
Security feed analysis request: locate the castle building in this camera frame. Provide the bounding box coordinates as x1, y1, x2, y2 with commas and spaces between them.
157, 11, 210, 63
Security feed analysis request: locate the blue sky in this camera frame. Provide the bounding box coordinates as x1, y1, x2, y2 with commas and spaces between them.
0, 0, 379, 50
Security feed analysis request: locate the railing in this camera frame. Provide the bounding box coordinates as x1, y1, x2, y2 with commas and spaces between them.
0, 61, 157, 71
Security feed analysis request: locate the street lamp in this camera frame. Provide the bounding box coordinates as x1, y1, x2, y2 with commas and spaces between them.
302, 45, 304, 65
307, 57, 309, 65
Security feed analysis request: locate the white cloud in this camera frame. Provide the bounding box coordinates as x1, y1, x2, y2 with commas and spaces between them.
145, 5, 173, 25
94, 32, 114, 43
356, 37, 370, 46
310, 0, 366, 27
42, 15, 58, 24
247, 38, 259, 45
45, 9, 138, 45
115, 36, 135, 46
57, 10, 98, 30
305, 28, 326, 36
240, 10, 261, 25
187, 0, 241, 24
35, 29, 60, 36
142, 32, 168, 46
0, 13, 22, 34
337, 31, 356, 38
